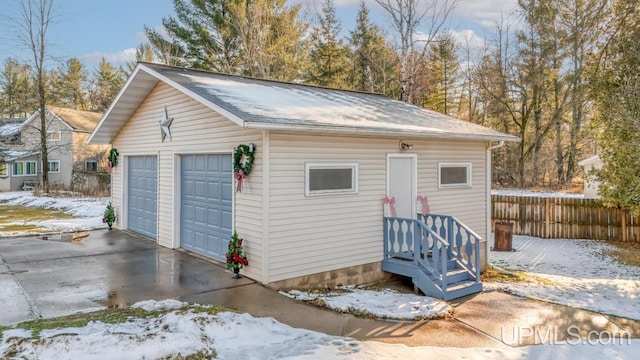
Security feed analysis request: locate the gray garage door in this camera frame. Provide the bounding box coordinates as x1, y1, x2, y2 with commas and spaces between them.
128, 156, 158, 239
181, 154, 233, 261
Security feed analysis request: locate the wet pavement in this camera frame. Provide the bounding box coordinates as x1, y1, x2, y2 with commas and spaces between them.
0, 230, 253, 324
1, 229, 639, 349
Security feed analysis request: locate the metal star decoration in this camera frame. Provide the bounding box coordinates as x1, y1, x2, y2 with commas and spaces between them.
159, 106, 174, 142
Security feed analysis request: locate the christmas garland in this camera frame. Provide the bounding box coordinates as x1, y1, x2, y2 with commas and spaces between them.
233, 144, 254, 175
108, 148, 119, 168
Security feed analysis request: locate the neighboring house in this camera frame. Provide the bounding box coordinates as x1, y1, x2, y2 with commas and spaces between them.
89, 63, 519, 300
578, 155, 602, 199
0, 106, 109, 191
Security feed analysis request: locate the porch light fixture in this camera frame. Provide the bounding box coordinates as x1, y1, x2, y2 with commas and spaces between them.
399, 140, 413, 151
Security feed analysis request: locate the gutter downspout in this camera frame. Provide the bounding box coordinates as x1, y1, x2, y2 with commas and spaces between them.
486, 141, 505, 271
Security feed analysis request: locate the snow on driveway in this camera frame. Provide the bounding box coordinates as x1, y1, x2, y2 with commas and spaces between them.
0, 191, 108, 234
2, 300, 638, 360
490, 235, 640, 320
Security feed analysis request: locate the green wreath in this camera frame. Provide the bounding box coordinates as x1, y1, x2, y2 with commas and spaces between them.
234, 144, 254, 175
108, 148, 119, 167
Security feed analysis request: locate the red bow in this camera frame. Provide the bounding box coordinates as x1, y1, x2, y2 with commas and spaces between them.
417, 195, 430, 215
234, 170, 245, 193
384, 196, 397, 217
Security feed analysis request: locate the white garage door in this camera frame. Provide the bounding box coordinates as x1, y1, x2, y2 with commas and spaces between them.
127, 156, 157, 239
181, 154, 233, 261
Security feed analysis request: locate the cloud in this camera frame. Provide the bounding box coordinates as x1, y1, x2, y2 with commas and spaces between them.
79, 48, 137, 69
451, 0, 519, 30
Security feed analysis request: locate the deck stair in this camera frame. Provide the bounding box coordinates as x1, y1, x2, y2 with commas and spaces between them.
382, 214, 483, 301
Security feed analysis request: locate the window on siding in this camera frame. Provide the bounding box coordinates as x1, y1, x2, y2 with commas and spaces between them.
439, 163, 471, 188
48, 160, 60, 173
25, 161, 37, 175
305, 163, 358, 196
47, 131, 61, 141
13, 162, 24, 176
0, 163, 7, 177
85, 160, 98, 172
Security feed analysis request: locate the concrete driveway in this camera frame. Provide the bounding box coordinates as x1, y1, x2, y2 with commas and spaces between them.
0, 230, 254, 325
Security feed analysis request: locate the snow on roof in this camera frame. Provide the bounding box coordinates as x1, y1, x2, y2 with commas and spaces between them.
0, 150, 39, 162
578, 154, 601, 166
0, 123, 22, 137
90, 63, 520, 144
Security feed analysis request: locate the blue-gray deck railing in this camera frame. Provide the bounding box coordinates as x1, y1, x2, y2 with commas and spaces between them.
419, 213, 482, 284
383, 216, 450, 292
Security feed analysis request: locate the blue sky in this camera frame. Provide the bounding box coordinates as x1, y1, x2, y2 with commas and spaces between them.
0, 0, 517, 71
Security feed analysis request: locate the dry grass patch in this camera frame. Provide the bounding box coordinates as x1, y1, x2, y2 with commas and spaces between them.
0, 205, 75, 234
605, 241, 640, 268
482, 268, 554, 286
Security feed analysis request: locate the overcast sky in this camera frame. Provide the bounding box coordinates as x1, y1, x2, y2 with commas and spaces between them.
0, 0, 518, 71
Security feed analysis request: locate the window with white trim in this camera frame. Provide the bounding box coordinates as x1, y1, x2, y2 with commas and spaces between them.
48, 160, 60, 173
47, 131, 61, 141
0, 163, 7, 177
438, 162, 472, 188
25, 161, 37, 175
13, 162, 24, 176
85, 160, 97, 172
305, 163, 358, 196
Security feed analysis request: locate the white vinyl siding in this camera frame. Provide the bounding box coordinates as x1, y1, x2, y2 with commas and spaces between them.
111, 82, 264, 282
268, 133, 488, 282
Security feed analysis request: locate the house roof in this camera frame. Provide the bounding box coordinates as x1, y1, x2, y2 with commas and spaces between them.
578, 154, 601, 166
89, 62, 520, 144
24, 106, 102, 133
0, 150, 40, 162
0, 122, 23, 137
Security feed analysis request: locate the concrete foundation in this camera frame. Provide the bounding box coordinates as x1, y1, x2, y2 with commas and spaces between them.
267, 262, 395, 291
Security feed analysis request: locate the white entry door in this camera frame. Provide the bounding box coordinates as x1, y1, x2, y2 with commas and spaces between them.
387, 154, 417, 219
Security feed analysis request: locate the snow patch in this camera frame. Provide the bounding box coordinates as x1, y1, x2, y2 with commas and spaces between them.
281, 286, 452, 320
131, 299, 188, 312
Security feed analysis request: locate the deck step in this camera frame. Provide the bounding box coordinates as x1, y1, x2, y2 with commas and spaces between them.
442, 280, 483, 301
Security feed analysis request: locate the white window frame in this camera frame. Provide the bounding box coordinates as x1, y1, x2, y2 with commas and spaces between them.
48, 160, 60, 173
85, 160, 98, 172
438, 162, 472, 188
13, 162, 24, 176
305, 162, 358, 196
47, 131, 62, 141
25, 161, 37, 175
0, 162, 8, 177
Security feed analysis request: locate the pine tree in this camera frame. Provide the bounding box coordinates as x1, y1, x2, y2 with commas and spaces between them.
89, 58, 125, 112
425, 32, 460, 115
0, 58, 36, 118
348, 1, 398, 95
590, 0, 640, 212
126, 43, 156, 73
307, 0, 349, 88
56, 58, 88, 110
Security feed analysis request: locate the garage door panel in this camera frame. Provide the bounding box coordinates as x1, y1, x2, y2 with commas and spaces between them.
181, 154, 233, 261
128, 155, 157, 239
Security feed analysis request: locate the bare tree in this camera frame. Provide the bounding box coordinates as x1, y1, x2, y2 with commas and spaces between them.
12, 0, 55, 192
374, 0, 457, 103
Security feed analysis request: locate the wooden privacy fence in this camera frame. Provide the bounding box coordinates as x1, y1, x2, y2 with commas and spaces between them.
492, 195, 640, 241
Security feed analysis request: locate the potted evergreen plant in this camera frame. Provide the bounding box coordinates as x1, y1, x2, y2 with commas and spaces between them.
226, 231, 248, 278
103, 202, 116, 230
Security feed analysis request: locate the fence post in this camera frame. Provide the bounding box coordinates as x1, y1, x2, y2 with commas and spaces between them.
622, 208, 627, 242
545, 198, 550, 239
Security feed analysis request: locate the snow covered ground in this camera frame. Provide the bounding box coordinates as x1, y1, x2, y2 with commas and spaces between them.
0, 191, 108, 234
280, 286, 452, 320
489, 235, 640, 320
1, 300, 638, 360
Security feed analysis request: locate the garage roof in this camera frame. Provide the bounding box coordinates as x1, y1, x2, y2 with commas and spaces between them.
89, 62, 520, 144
